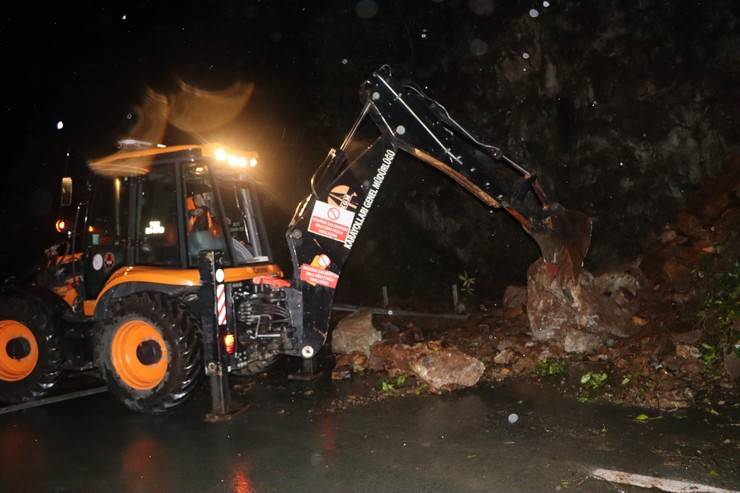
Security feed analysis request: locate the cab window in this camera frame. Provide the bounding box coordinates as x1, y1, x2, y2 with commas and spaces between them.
136, 166, 181, 266
86, 176, 130, 248
183, 163, 228, 267
218, 182, 258, 264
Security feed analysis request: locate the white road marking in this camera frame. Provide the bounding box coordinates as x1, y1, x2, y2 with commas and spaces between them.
591, 468, 738, 493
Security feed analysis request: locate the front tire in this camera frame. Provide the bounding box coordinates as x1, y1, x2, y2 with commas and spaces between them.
0, 295, 63, 403
95, 292, 203, 414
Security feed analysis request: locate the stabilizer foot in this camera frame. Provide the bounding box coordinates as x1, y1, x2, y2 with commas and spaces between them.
204, 402, 250, 423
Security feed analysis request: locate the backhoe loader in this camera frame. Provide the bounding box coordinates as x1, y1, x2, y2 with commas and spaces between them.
0, 66, 590, 414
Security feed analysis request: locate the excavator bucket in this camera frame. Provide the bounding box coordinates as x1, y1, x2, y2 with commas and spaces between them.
525, 204, 592, 281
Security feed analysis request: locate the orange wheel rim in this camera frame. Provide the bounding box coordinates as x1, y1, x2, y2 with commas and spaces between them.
111, 320, 168, 390
0, 320, 39, 382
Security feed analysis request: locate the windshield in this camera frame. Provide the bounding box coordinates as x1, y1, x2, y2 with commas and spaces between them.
183, 162, 267, 267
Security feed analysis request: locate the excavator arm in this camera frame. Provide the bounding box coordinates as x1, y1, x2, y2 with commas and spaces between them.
284, 65, 591, 357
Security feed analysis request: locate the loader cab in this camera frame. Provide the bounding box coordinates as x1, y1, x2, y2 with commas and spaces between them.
80, 145, 271, 301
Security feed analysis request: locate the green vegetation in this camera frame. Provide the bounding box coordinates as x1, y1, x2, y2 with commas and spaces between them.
534, 357, 568, 377
458, 271, 476, 295
577, 371, 609, 402
580, 372, 608, 390
634, 413, 662, 423
695, 259, 739, 361
378, 373, 408, 394
700, 343, 720, 366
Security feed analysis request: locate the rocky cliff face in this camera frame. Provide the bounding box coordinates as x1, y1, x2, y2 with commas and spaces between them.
307, 0, 739, 299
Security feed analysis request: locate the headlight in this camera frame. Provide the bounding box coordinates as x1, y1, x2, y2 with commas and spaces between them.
209, 146, 258, 169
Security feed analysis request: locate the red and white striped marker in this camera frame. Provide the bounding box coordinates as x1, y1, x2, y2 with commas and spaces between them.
215, 283, 227, 326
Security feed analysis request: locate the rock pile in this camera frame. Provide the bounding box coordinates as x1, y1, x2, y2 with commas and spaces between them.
526, 260, 641, 353
640, 157, 740, 292
331, 311, 485, 392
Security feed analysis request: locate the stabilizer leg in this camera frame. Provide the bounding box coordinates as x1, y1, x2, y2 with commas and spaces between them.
288, 356, 319, 381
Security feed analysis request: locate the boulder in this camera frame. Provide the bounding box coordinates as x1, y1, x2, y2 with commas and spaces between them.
527, 259, 640, 353
494, 348, 516, 365
503, 285, 528, 310
407, 343, 485, 392
563, 328, 605, 354
332, 309, 381, 356
675, 344, 701, 359
335, 351, 368, 372
369, 341, 413, 373
369, 340, 485, 391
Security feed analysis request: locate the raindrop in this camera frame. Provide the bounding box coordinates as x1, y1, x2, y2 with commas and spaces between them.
56, 121, 64, 130
522, 52, 530, 59
421, 29, 428, 39
508, 413, 519, 424
355, 0, 379, 19
529, 8, 540, 17
543, 1, 550, 7
126, 113, 133, 120
469, 0, 494, 16
470, 38, 488, 57
121, 14, 127, 20
522, 68, 527, 72
341, 58, 348, 65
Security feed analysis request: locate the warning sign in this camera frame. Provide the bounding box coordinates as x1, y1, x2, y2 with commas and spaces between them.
300, 264, 339, 289
103, 252, 115, 269
307, 200, 355, 242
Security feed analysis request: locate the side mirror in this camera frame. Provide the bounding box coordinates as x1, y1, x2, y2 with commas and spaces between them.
60, 177, 73, 207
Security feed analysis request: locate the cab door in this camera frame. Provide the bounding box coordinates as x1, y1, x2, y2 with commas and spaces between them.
82, 176, 132, 299
134, 163, 187, 267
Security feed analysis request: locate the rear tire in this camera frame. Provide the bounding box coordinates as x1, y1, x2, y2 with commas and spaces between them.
95, 292, 202, 414
0, 295, 63, 403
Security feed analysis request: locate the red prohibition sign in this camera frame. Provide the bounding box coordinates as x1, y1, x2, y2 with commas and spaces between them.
327, 207, 340, 220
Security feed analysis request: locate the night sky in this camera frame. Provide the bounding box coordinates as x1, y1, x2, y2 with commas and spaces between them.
2, 1, 738, 303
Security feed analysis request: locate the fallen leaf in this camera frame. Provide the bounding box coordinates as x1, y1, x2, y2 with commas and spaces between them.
635, 413, 649, 423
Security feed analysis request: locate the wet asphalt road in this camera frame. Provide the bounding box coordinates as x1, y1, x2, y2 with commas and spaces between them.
1, 371, 738, 493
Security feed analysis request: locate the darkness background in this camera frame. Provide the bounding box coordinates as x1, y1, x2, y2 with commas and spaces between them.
1, 0, 738, 306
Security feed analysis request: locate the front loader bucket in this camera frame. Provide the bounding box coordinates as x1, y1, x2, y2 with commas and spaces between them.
525, 204, 592, 281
